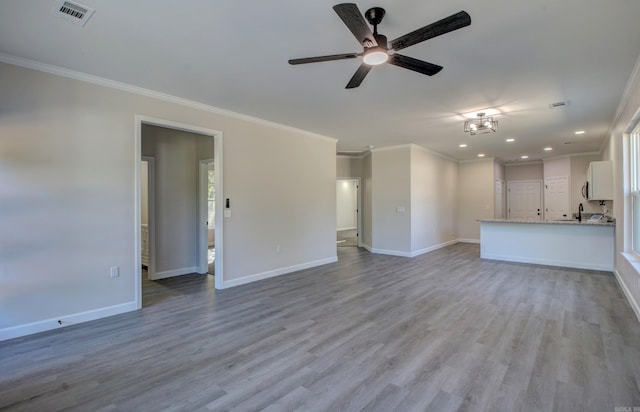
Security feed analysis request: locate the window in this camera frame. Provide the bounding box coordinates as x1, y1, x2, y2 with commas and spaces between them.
630, 126, 640, 253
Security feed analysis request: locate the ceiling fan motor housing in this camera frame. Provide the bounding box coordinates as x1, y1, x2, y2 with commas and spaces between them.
365, 7, 385, 26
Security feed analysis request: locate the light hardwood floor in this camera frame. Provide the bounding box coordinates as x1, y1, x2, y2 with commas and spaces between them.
1, 243, 639, 411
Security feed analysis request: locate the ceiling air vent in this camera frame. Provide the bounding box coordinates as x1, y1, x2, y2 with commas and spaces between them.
548, 101, 567, 109
52, 0, 95, 27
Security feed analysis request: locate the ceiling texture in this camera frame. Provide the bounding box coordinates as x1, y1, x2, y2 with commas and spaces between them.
1, 0, 640, 162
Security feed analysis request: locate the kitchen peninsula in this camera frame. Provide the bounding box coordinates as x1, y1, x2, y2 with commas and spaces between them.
479, 219, 615, 271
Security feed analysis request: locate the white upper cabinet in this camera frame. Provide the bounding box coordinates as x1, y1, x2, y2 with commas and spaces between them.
586, 160, 613, 200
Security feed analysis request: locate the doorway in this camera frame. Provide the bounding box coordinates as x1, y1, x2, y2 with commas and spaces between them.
135, 115, 224, 310
507, 180, 542, 220
336, 178, 360, 247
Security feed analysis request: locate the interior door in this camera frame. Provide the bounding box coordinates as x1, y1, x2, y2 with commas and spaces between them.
508, 180, 542, 220
545, 176, 570, 220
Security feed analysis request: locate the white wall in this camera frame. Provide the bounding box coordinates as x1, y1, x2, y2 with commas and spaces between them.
505, 162, 544, 181
604, 59, 640, 320
371, 147, 412, 254
336, 180, 357, 230
0, 61, 336, 339
494, 160, 505, 182
458, 159, 495, 241
366, 145, 458, 256
410, 146, 457, 253
361, 153, 373, 248
336, 155, 352, 177
543, 157, 570, 178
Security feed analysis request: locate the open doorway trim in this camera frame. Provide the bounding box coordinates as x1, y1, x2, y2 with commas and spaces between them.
199, 158, 215, 274
134, 115, 224, 309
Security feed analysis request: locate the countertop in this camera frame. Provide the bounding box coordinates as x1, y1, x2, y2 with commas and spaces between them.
479, 218, 615, 227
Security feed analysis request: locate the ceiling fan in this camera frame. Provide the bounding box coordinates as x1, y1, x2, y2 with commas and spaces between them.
288, 3, 471, 89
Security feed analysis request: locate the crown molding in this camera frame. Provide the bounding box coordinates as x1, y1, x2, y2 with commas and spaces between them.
459, 157, 495, 164
0, 53, 337, 144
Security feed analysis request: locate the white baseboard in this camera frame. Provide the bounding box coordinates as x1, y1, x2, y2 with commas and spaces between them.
481, 253, 613, 272
409, 239, 459, 257
365, 239, 459, 258
222, 256, 338, 289
368, 248, 412, 257
337, 226, 357, 231
152, 266, 202, 280
458, 238, 480, 244
0, 301, 138, 342
614, 269, 640, 324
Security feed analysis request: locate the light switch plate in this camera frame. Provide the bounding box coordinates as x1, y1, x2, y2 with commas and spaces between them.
224, 210, 232, 218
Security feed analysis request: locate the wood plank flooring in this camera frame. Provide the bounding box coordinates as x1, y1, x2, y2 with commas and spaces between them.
1, 243, 639, 411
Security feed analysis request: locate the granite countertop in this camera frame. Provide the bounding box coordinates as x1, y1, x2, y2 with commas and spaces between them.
479, 218, 615, 227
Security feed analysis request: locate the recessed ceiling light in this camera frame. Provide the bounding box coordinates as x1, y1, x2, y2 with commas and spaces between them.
521, 155, 529, 159
544, 147, 553, 151
575, 130, 585, 135
459, 144, 467, 148
505, 138, 515, 142
478, 153, 485, 157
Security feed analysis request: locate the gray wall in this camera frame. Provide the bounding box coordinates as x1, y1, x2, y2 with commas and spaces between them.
361, 153, 373, 248
605, 58, 640, 319
505, 162, 544, 181
371, 147, 412, 254
410, 146, 458, 252
0, 61, 336, 339
457, 159, 495, 241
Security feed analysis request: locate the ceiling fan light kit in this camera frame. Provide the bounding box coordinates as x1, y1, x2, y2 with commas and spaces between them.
288, 3, 471, 88
363, 47, 388, 65
464, 113, 498, 135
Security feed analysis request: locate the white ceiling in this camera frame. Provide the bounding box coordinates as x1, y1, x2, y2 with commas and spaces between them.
1, 0, 639, 162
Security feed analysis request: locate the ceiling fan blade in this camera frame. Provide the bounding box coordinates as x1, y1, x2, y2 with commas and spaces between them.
346, 63, 372, 89
389, 11, 471, 51
333, 3, 377, 46
388, 54, 443, 76
288, 53, 360, 65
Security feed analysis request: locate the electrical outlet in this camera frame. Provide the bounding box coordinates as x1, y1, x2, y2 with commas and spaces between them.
276, 244, 281, 253
110, 266, 119, 278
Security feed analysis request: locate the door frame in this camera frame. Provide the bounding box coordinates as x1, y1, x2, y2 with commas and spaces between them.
141, 156, 156, 279
336, 177, 362, 247
135, 115, 224, 309
494, 179, 506, 219
199, 159, 215, 274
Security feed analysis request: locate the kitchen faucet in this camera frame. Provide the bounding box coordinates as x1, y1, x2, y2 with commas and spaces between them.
578, 203, 584, 222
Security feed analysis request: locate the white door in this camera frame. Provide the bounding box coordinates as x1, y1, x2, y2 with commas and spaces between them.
508, 180, 542, 220
545, 176, 570, 220
494, 180, 506, 218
